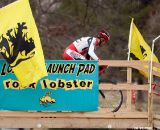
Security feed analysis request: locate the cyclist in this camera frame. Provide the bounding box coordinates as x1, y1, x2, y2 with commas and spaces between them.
63, 29, 110, 61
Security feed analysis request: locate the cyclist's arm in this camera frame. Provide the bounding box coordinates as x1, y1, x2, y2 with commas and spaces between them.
88, 38, 99, 60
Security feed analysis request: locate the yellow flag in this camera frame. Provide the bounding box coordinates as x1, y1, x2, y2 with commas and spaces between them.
128, 18, 159, 77
0, 0, 48, 86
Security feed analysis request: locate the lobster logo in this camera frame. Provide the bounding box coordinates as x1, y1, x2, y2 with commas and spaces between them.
40, 92, 56, 105
0, 22, 35, 68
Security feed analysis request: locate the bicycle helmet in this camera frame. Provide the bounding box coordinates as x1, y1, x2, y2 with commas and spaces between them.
97, 30, 110, 44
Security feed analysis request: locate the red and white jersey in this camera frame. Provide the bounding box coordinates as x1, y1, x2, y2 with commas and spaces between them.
73, 37, 99, 60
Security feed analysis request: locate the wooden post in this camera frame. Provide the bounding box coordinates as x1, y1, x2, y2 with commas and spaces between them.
148, 92, 153, 127
148, 62, 153, 127
127, 67, 132, 111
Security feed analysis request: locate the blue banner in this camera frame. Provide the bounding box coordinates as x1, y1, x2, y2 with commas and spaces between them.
0, 60, 98, 111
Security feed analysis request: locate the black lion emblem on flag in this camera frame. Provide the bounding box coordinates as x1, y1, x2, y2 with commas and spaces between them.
0, 22, 35, 67
130, 45, 147, 60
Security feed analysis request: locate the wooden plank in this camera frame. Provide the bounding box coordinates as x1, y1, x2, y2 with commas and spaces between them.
148, 61, 153, 127
99, 83, 148, 90
153, 62, 160, 68
99, 60, 148, 72
99, 60, 149, 74
127, 68, 132, 83
126, 90, 132, 112
153, 114, 160, 129
152, 69, 160, 77
154, 114, 160, 120
148, 93, 153, 127
150, 62, 160, 77
0, 117, 149, 128
0, 111, 148, 119
99, 60, 160, 77
126, 68, 132, 111
153, 120, 160, 129
99, 60, 149, 67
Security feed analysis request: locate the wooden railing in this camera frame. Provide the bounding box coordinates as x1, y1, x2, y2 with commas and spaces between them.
0, 60, 159, 128
100, 60, 160, 128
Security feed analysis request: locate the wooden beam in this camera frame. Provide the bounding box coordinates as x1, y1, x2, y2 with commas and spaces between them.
99, 83, 148, 90
99, 60, 160, 77
154, 114, 160, 120
153, 62, 160, 68
99, 60, 149, 67
127, 68, 132, 83
0, 111, 148, 119
148, 61, 153, 127
126, 67, 132, 111
153, 120, 160, 129
0, 117, 149, 128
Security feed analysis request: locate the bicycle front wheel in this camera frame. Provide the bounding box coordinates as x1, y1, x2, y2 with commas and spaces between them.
99, 90, 123, 112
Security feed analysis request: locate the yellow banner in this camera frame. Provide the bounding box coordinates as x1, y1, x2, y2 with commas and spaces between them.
128, 18, 159, 77
0, 0, 48, 86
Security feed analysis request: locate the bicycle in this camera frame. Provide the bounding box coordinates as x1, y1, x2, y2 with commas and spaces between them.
98, 65, 123, 112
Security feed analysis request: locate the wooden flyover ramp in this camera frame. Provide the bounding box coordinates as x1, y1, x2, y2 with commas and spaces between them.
0, 60, 159, 129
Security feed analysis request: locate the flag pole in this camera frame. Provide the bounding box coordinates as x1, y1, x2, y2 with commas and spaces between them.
128, 18, 134, 61
149, 35, 160, 93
